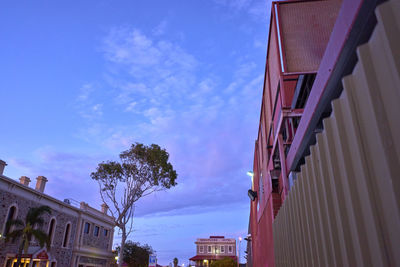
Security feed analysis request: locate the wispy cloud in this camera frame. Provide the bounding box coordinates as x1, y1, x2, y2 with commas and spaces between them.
152, 20, 168, 36
213, 0, 270, 21
75, 83, 104, 120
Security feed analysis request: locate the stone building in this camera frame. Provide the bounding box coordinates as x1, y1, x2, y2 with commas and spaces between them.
189, 236, 237, 267
0, 160, 115, 267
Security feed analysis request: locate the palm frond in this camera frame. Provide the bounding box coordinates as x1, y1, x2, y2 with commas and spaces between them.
31, 229, 50, 249
5, 229, 23, 243
32, 217, 45, 228
26, 206, 51, 224
5, 219, 24, 228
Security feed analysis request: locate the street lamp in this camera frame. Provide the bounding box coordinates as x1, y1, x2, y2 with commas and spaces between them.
238, 237, 242, 267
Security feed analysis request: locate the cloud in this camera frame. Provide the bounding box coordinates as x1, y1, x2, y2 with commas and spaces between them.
152, 20, 168, 36
7, 148, 107, 206
213, 0, 270, 21
75, 83, 104, 120
67, 24, 264, 217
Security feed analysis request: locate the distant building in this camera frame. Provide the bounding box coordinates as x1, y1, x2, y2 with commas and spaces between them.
0, 160, 115, 267
189, 236, 237, 267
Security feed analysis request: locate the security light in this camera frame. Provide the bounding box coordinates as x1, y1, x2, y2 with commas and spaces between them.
248, 189, 257, 201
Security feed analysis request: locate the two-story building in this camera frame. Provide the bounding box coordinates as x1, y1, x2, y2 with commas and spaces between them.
189, 236, 237, 267
0, 160, 115, 267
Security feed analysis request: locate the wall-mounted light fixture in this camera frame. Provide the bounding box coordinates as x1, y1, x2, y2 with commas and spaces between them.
248, 189, 257, 201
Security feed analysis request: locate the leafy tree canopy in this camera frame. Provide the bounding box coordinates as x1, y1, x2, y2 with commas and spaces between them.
117, 240, 154, 267
210, 257, 237, 267
91, 143, 177, 267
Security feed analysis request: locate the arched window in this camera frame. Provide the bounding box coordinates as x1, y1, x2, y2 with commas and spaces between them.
63, 223, 71, 248
2, 204, 18, 236
48, 218, 56, 246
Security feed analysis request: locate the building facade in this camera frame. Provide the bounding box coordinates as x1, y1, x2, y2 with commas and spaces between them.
0, 160, 115, 267
248, 0, 400, 266
189, 236, 237, 267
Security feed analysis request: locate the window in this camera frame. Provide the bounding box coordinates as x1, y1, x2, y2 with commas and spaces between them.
84, 222, 90, 234
51, 262, 56, 267
104, 228, 108, 237
3, 205, 17, 236
48, 218, 56, 246
199, 245, 204, 253
94, 226, 99, 236
221, 246, 225, 253
63, 223, 71, 247
228, 245, 233, 253
208, 245, 212, 253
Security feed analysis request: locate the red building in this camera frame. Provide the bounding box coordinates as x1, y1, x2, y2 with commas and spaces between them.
248, 0, 400, 266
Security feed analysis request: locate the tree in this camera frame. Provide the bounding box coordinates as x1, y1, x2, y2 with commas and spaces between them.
91, 143, 177, 267
117, 240, 154, 267
173, 257, 178, 267
5, 205, 52, 267
210, 257, 237, 267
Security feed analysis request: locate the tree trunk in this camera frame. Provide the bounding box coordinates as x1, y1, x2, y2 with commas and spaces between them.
15, 239, 25, 267
118, 227, 127, 267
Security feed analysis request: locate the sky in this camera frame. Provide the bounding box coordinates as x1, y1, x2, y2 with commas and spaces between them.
0, 0, 271, 265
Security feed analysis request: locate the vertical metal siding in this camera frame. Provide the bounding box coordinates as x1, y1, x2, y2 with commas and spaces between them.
273, 1, 400, 266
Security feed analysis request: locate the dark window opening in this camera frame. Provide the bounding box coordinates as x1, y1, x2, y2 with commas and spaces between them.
48, 218, 56, 245
94, 226, 99, 237
104, 229, 108, 236
63, 224, 70, 247
4, 206, 16, 235
292, 74, 317, 109
84, 222, 90, 234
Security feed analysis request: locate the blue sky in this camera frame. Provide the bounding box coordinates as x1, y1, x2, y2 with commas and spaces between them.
1, 0, 270, 264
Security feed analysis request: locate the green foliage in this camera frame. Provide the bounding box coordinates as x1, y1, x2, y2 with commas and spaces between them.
117, 240, 154, 267
210, 257, 237, 267
91, 143, 177, 195
5, 205, 52, 267
91, 143, 177, 267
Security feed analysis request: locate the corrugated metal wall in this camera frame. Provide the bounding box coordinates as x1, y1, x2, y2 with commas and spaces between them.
273, 1, 400, 266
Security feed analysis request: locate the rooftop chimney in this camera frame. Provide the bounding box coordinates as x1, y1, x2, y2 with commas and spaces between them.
0, 160, 7, 175
101, 203, 109, 214
19, 176, 31, 186
35, 176, 48, 193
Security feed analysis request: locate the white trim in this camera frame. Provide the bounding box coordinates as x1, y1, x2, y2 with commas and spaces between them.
275, 4, 285, 73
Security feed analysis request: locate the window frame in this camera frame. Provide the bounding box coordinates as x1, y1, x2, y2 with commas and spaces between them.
84, 222, 91, 234
47, 217, 57, 246
62, 222, 71, 248
94, 226, 100, 237
2, 204, 18, 236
